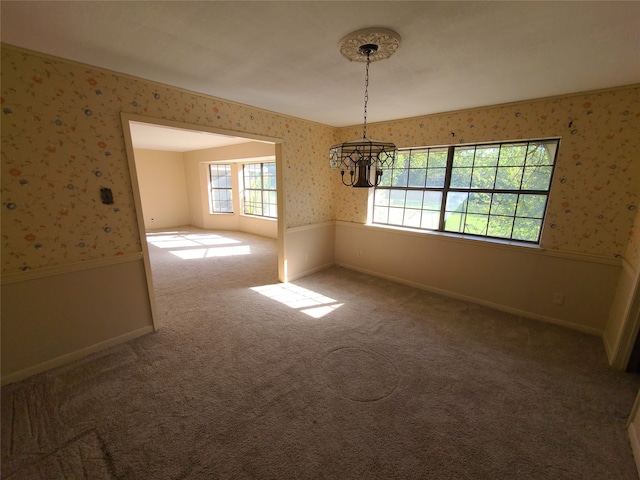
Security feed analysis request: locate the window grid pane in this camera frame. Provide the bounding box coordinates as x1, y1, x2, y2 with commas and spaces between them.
373, 139, 558, 244
209, 164, 233, 213
243, 162, 277, 219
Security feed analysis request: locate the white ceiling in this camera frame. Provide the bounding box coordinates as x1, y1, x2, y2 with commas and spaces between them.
2, 1, 639, 129
129, 121, 255, 151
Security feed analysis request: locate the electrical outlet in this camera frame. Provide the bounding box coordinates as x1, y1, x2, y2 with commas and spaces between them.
357, 250, 363, 258
305, 254, 309, 262
552, 293, 565, 305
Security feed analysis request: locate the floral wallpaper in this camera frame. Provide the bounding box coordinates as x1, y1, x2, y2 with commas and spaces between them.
626, 208, 640, 270
2, 45, 639, 274
1, 46, 334, 273
334, 85, 640, 260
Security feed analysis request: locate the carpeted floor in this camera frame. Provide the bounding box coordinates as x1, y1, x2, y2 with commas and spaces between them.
2, 227, 639, 479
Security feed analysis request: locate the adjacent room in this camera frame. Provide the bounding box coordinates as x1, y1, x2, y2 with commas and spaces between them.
126, 119, 281, 316
1, 1, 639, 478
128, 120, 279, 238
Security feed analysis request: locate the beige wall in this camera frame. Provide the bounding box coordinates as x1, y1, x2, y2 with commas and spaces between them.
605, 206, 640, 367
334, 86, 640, 260
1, 256, 154, 383
1, 45, 331, 382
285, 222, 336, 281
336, 222, 619, 335
332, 85, 640, 360
134, 149, 190, 229
1, 43, 639, 381
605, 260, 640, 366
132, 143, 278, 238
183, 141, 277, 238
1, 45, 334, 276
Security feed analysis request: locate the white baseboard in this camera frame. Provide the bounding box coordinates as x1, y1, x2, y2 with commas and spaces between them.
603, 333, 615, 365
286, 262, 334, 282
1, 325, 154, 386
337, 262, 603, 337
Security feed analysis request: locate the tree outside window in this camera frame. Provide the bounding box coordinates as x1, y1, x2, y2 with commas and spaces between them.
374, 139, 559, 244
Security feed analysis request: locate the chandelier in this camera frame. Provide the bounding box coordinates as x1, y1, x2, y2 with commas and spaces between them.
329, 28, 401, 187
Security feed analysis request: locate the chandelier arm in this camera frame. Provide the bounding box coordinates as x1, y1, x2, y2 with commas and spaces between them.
341, 169, 356, 187
374, 167, 382, 186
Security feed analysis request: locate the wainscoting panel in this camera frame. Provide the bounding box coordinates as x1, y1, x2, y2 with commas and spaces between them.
335, 222, 621, 335
604, 259, 640, 368
1, 255, 154, 384
285, 222, 336, 281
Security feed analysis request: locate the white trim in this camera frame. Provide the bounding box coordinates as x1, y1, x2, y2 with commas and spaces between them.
213, 155, 276, 164
287, 221, 335, 234
393, 136, 562, 151
609, 258, 640, 369
603, 332, 615, 364
628, 422, 640, 480
286, 262, 335, 282
538, 246, 621, 266
336, 221, 621, 267
122, 114, 283, 146
337, 261, 603, 337
1, 252, 143, 285
628, 391, 640, 429
0, 326, 154, 386
240, 214, 278, 222
628, 391, 640, 479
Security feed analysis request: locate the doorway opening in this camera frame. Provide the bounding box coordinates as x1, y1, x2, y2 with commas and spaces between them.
121, 113, 285, 329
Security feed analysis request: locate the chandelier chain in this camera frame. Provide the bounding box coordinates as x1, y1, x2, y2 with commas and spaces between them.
363, 50, 370, 139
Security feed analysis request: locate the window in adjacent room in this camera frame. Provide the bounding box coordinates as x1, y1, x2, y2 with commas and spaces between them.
243, 162, 277, 218
373, 138, 559, 244
209, 164, 233, 213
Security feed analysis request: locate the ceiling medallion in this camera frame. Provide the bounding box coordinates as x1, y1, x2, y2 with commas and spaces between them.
338, 27, 402, 63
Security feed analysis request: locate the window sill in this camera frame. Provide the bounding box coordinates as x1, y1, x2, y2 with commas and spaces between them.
240, 214, 277, 222
365, 222, 539, 249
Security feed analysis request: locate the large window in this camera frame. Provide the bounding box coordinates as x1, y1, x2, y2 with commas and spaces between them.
243, 162, 277, 218
373, 139, 559, 244
209, 164, 233, 213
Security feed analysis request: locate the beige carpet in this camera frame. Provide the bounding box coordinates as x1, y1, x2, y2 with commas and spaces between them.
2, 227, 639, 479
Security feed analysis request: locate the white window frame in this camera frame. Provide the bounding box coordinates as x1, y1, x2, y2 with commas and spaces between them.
372, 138, 560, 244
242, 162, 277, 218
209, 164, 233, 213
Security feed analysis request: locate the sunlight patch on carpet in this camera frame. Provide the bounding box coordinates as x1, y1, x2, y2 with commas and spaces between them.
250, 283, 343, 318
147, 232, 244, 249
300, 303, 343, 318
170, 245, 251, 259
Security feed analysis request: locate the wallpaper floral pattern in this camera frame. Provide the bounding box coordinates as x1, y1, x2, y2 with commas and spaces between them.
2, 45, 639, 274
627, 208, 640, 270
334, 85, 640, 261
1, 46, 334, 273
